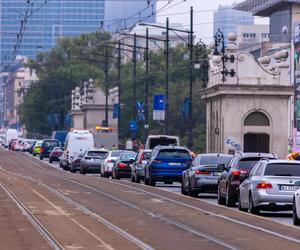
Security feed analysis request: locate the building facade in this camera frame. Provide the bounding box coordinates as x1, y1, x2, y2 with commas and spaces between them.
104, 1, 156, 32
201, 34, 293, 158
213, 5, 254, 44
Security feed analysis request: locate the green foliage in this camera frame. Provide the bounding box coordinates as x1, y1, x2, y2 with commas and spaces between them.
20, 32, 207, 152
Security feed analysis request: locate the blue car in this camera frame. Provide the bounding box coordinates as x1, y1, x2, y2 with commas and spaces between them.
144, 146, 193, 186
39, 139, 60, 160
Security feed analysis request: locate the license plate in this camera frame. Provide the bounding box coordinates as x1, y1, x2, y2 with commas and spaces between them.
169, 162, 181, 166
280, 185, 300, 191
213, 172, 221, 176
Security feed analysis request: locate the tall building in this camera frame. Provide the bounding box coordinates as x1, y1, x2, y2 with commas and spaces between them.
104, 1, 156, 33
0, 0, 105, 69
213, 5, 254, 43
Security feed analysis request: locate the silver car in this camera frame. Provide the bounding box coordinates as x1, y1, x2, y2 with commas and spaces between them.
80, 149, 108, 174
239, 159, 300, 214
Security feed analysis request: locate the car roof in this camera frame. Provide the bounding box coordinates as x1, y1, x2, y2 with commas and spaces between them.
235, 152, 277, 158
198, 153, 232, 157
262, 159, 300, 164
87, 148, 108, 152
155, 145, 187, 150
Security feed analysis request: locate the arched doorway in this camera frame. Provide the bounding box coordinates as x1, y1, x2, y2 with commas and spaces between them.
243, 111, 270, 153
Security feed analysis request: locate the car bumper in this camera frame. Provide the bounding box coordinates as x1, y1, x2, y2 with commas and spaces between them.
253, 190, 294, 210
83, 162, 102, 173
191, 177, 218, 193
49, 156, 61, 161
116, 168, 131, 177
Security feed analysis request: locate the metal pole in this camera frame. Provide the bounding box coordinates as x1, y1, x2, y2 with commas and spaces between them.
188, 6, 194, 149
118, 41, 121, 140
132, 33, 137, 139
145, 27, 149, 139
165, 17, 169, 134
105, 47, 109, 127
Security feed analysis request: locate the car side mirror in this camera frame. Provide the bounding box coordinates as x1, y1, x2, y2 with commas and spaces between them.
217, 164, 226, 172
294, 180, 300, 187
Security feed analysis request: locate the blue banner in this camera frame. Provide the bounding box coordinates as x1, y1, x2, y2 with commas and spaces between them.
153, 94, 165, 111
130, 120, 137, 131
112, 104, 119, 119
182, 97, 189, 119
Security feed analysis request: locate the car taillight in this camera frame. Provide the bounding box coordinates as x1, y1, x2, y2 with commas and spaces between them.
195, 170, 210, 175
118, 163, 127, 168
41, 148, 45, 153
256, 181, 273, 189
232, 170, 247, 176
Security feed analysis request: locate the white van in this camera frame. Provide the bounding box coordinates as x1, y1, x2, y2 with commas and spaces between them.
4, 129, 18, 148
145, 135, 180, 149
61, 130, 94, 169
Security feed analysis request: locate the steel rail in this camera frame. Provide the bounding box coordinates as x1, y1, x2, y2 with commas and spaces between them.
0, 167, 154, 250
0, 183, 64, 250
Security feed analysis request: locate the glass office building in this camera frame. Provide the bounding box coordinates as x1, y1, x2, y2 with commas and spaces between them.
0, 0, 156, 69
213, 5, 254, 44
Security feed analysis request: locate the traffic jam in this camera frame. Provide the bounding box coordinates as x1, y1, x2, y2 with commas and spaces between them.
2, 128, 300, 227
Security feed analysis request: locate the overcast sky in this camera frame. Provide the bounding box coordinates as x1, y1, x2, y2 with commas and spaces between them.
156, 0, 269, 43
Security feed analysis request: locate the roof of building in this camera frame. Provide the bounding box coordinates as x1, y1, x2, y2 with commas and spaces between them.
234, 0, 300, 16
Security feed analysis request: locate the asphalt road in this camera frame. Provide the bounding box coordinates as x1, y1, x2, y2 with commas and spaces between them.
1, 149, 299, 250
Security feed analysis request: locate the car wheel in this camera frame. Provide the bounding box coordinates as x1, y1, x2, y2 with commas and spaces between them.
39, 156, 43, 160
136, 175, 141, 183
149, 174, 156, 186
49, 158, 53, 164
293, 198, 300, 225
70, 164, 75, 173
248, 194, 260, 215
188, 181, 197, 197
32, 153, 36, 156
80, 167, 86, 175
130, 173, 135, 183
115, 171, 120, 180
226, 186, 236, 207
238, 193, 247, 212
181, 181, 187, 195
104, 172, 109, 178
144, 171, 149, 185
217, 187, 226, 205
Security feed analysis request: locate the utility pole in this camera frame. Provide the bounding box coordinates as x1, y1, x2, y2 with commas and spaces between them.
104, 47, 109, 127
188, 6, 194, 149
165, 17, 169, 134
132, 33, 137, 139
117, 41, 121, 139
145, 27, 149, 139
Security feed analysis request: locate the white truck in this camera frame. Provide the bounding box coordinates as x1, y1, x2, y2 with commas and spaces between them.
4, 129, 18, 148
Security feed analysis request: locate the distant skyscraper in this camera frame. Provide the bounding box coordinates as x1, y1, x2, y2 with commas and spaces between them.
0, 0, 105, 69
104, 0, 156, 32
213, 5, 254, 44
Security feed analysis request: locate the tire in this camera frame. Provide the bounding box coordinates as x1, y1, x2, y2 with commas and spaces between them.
226, 186, 236, 207
238, 193, 247, 212
70, 164, 75, 173
248, 194, 260, 215
136, 176, 141, 184
144, 170, 149, 185
80, 167, 86, 175
188, 181, 197, 197
39, 156, 43, 160
130, 173, 135, 183
149, 174, 156, 187
33, 153, 36, 157
293, 199, 300, 225
181, 181, 187, 195
104, 172, 109, 178
217, 187, 226, 205
49, 158, 53, 164
115, 171, 120, 180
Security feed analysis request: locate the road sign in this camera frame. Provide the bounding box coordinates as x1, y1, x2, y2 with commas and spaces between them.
153, 110, 165, 121
130, 120, 137, 131
153, 94, 165, 111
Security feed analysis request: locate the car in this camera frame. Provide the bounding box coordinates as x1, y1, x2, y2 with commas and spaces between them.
8, 139, 18, 150
49, 147, 63, 163
239, 159, 300, 214
217, 152, 277, 207
22, 140, 36, 153
130, 149, 152, 183
32, 140, 43, 156
112, 152, 137, 179
100, 150, 133, 178
61, 130, 94, 170
69, 153, 84, 173
39, 139, 60, 160
293, 181, 300, 225
144, 146, 193, 187
80, 149, 109, 174
181, 153, 232, 197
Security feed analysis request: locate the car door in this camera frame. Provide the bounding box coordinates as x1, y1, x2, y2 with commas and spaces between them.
219, 157, 235, 195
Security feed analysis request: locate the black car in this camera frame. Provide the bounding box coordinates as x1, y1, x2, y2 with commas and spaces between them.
181, 153, 232, 197
217, 152, 277, 207
112, 152, 137, 179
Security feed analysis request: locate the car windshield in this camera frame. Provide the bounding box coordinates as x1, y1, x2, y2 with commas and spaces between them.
111, 151, 124, 157
158, 149, 190, 158
238, 157, 269, 170
44, 141, 59, 148
87, 151, 108, 158
199, 155, 231, 165
120, 153, 137, 161
264, 163, 300, 176
150, 138, 177, 149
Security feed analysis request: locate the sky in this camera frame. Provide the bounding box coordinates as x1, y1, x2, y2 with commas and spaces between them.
156, 0, 269, 43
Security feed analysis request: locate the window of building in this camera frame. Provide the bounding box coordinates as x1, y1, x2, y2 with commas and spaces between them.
244, 111, 270, 126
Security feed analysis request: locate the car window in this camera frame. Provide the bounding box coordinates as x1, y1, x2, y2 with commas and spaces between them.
144, 151, 151, 160
44, 141, 59, 148
87, 151, 108, 158
120, 153, 137, 160
237, 157, 266, 171
158, 149, 191, 158
249, 163, 262, 177
264, 163, 300, 176
199, 155, 231, 165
